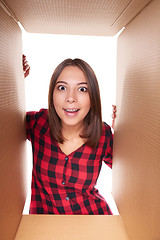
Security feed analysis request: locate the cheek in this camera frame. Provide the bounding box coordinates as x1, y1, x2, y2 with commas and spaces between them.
53, 92, 60, 113
53, 91, 61, 106
83, 95, 91, 109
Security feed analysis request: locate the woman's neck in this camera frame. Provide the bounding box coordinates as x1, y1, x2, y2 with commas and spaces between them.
61, 124, 83, 141
59, 124, 86, 155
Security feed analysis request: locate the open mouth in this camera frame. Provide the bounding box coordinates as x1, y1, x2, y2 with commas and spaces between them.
64, 108, 80, 113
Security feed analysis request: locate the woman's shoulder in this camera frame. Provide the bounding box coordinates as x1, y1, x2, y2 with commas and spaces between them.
38, 108, 48, 115
26, 108, 49, 122
102, 122, 112, 131
36, 108, 49, 121
102, 122, 113, 138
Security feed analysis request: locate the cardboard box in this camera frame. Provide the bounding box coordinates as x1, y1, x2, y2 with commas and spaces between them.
0, 0, 159, 239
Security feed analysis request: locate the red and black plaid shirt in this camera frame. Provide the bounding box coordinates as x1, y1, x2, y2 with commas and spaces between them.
26, 109, 113, 215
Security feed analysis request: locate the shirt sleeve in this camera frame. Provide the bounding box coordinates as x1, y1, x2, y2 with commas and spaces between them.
103, 125, 113, 169
26, 110, 39, 141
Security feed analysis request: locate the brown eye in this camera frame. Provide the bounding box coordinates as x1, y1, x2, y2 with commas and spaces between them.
58, 85, 66, 91
79, 87, 87, 92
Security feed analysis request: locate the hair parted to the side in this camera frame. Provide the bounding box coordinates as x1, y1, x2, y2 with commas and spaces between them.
48, 58, 102, 148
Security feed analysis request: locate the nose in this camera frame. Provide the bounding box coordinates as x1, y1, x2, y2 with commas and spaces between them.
66, 97, 75, 103
66, 89, 76, 103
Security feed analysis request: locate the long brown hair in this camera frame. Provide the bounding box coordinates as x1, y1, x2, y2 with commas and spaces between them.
48, 58, 102, 148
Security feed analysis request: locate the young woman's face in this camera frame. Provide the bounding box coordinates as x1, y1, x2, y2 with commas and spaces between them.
53, 66, 91, 130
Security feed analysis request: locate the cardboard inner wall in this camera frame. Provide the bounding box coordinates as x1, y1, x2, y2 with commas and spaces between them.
2, 0, 152, 36
0, 5, 27, 240
0, 0, 160, 239
112, 0, 160, 239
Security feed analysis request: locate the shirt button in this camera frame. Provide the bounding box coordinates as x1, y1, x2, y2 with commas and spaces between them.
62, 181, 65, 185
65, 156, 68, 161
65, 196, 69, 201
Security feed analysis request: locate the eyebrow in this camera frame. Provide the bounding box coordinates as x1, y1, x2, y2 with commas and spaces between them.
77, 82, 88, 85
56, 81, 87, 85
56, 81, 67, 85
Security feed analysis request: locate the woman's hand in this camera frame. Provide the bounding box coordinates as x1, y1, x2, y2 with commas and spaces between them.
22, 54, 30, 78
111, 105, 117, 130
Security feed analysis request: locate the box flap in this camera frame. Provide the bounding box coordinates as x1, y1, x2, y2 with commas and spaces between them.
3, 0, 152, 36
14, 215, 129, 240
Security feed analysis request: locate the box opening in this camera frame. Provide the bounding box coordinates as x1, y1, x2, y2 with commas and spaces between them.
21, 29, 119, 215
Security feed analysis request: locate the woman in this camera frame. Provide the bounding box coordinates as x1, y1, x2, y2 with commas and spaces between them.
24, 56, 115, 215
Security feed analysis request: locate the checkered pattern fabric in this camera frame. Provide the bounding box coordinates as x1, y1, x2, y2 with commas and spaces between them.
26, 109, 113, 214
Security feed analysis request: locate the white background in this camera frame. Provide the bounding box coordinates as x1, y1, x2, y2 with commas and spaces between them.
22, 30, 119, 214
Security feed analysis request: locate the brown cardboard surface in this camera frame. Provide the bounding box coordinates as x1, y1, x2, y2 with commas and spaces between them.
0, 0, 160, 239
112, 0, 160, 239
3, 0, 151, 36
15, 215, 129, 240
0, 4, 27, 240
